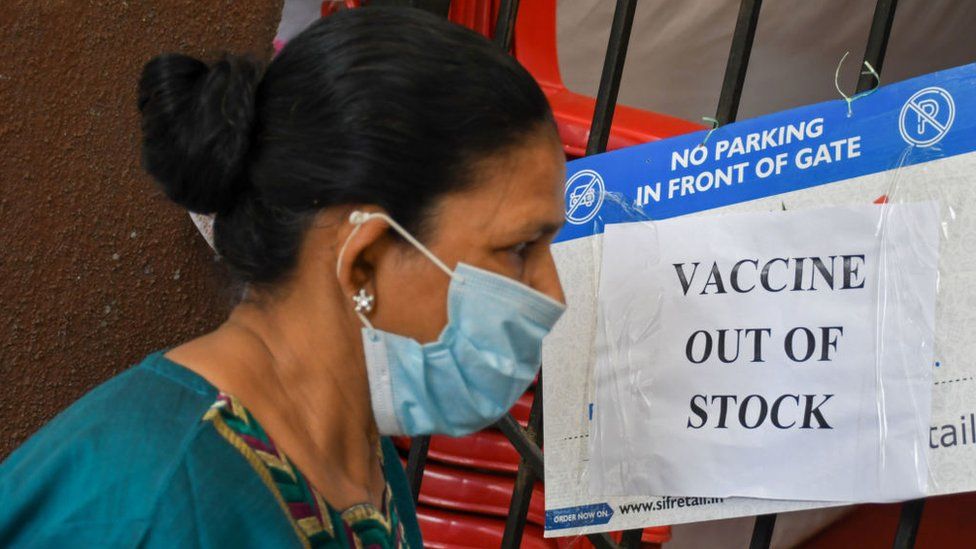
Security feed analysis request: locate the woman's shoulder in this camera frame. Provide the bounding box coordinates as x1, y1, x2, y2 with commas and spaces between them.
3, 351, 218, 467
0, 352, 291, 546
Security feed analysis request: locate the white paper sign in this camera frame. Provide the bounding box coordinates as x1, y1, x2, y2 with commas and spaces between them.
544, 63, 976, 537
588, 203, 940, 502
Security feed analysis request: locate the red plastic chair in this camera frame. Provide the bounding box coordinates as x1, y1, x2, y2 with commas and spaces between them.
323, 0, 497, 32
511, 0, 704, 157
319, 0, 702, 157
448, 0, 498, 36
395, 429, 523, 473
417, 505, 557, 549
320, 0, 362, 16
407, 457, 672, 544
402, 457, 547, 525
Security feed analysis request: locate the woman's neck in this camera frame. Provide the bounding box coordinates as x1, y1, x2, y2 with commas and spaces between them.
166, 284, 384, 508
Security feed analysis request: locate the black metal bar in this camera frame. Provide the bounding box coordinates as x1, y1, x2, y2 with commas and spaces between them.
749, 513, 777, 549
495, 413, 544, 478
404, 435, 431, 503
585, 0, 639, 156
499, 454, 537, 548
500, 377, 544, 549
619, 528, 644, 548
715, 0, 763, 125
892, 498, 925, 549
495, 393, 618, 549
857, 0, 899, 93
587, 532, 624, 549
493, 0, 521, 51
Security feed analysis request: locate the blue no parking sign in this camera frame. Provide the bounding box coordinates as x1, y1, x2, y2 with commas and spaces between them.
899, 87, 956, 147
554, 62, 976, 245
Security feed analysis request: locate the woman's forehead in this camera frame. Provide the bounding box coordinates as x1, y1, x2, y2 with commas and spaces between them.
435, 138, 566, 237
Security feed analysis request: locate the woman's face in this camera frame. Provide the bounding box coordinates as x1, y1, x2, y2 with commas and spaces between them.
368, 130, 567, 343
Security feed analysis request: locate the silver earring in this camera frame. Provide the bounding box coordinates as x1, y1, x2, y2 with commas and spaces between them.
352, 288, 375, 314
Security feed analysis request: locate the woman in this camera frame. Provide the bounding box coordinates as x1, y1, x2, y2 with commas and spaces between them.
0, 7, 566, 547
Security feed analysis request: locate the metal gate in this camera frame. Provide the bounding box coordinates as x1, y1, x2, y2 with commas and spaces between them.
399, 0, 926, 547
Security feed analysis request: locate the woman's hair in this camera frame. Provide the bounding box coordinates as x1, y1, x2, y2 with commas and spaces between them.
138, 7, 555, 285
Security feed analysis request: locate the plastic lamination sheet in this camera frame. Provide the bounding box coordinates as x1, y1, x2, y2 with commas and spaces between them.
542, 63, 976, 537
590, 202, 940, 502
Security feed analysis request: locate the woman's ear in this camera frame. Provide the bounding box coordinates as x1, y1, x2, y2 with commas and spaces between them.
334, 208, 393, 308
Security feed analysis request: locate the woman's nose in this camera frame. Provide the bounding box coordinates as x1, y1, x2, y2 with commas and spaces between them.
535, 251, 566, 306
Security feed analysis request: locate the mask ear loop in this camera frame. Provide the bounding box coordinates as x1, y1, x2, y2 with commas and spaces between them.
349, 211, 462, 281
336, 210, 465, 331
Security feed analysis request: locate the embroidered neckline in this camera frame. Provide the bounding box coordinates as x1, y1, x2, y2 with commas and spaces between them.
203, 392, 406, 547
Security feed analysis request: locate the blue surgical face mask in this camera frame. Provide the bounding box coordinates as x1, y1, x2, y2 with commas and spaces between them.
338, 211, 566, 437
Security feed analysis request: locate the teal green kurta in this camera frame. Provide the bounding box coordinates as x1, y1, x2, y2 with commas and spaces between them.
0, 352, 422, 548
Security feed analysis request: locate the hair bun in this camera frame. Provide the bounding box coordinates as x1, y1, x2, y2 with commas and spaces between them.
138, 53, 260, 214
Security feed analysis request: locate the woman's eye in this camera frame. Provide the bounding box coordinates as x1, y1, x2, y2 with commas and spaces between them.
501, 237, 541, 262
511, 242, 528, 255
509, 240, 535, 257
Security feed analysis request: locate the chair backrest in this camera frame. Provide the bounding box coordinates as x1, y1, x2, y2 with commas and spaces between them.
447, 0, 498, 37
320, 0, 363, 17
512, 0, 563, 90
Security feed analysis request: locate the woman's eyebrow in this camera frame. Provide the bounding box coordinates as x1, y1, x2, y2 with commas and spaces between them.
539, 220, 564, 234
512, 220, 562, 238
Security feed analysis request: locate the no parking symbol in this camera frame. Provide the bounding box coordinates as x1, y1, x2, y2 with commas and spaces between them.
899, 86, 955, 147
564, 169, 605, 225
